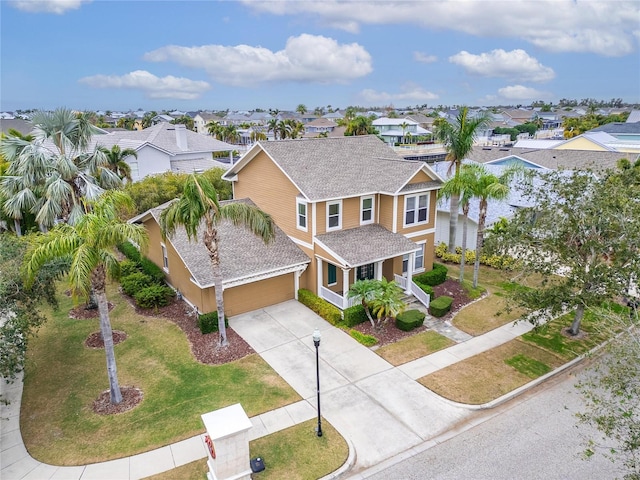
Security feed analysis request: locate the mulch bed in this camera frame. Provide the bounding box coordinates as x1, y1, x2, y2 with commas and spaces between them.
85, 330, 127, 348
431, 278, 475, 322
69, 303, 114, 320
92, 386, 144, 415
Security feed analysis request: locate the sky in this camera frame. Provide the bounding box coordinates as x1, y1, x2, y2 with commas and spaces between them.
1, 0, 639, 113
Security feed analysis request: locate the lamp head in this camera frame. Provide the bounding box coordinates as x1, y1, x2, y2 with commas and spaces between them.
312, 328, 321, 346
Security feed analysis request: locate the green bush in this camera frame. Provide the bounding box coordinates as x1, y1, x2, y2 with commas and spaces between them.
343, 304, 369, 327
134, 285, 175, 309
435, 242, 517, 270
140, 257, 166, 284
414, 263, 448, 287
298, 289, 342, 326
349, 329, 378, 347
413, 280, 434, 296
429, 296, 453, 317
395, 309, 426, 331
118, 241, 141, 262
121, 272, 153, 297
119, 259, 141, 278
198, 311, 229, 335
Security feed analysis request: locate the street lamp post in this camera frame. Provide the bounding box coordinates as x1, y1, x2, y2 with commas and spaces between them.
313, 328, 322, 437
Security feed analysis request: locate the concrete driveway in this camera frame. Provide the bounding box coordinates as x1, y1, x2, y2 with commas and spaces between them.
230, 300, 472, 470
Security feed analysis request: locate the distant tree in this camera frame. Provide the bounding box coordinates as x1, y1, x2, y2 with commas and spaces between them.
345, 116, 377, 136
142, 111, 157, 129
171, 115, 195, 131
95, 145, 136, 184
116, 117, 136, 130
267, 118, 279, 140
296, 104, 307, 115
207, 121, 224, 140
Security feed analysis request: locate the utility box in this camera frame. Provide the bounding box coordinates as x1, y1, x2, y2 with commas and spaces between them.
201, 403, 253, 480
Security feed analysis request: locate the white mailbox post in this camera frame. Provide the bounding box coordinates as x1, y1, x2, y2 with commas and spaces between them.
201, 403, 253, 480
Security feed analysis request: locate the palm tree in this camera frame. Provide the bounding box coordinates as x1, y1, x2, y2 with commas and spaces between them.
96, 145, 136, 184
400, 121, 409, 144
159, 174, 275, 347
223, 124, 239, 144
267, 118, 279, 140
435, 107, 491, 253
207, 121, 224, 140
348, 279, 381, 328
24, 190, 148, 404
296, 104, 307, 115
369, 279, 405, 324
345, 116, 377, 136
0, 129, 34, 235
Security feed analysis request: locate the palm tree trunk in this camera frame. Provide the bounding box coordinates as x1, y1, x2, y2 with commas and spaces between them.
473, 201, 488, 288
568, 304, 585, 336
93, 267, 122, 404
459, 213, 468, 283
448, 193, 460, 253
363, 300, 376, 329
205, 229, 229, 347
13, 219, 22, 237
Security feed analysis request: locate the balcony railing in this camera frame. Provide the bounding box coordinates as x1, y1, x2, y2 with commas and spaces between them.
319, 286, 358, 310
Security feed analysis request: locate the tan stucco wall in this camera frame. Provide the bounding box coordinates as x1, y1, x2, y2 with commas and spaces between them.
555, 137, 607, 151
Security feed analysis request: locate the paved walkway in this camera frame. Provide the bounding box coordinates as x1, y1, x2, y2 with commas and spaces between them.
1, 300, 536, 480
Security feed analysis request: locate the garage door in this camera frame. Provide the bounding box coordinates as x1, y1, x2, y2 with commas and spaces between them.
224, 273, 295, 316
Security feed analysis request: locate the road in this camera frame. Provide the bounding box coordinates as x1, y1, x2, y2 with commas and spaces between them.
359, 363, 619, 480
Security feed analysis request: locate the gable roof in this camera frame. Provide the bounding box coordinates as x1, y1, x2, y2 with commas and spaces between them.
131, 199, 309, 288
589, 122, 640, 134
224, 136, 443, 201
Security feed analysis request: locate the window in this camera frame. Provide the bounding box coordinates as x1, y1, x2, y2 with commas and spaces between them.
327, 201, 342, 230
404, 194, 429, 226
356, 263, 375, 281
327, 264, 337, 285
361, 196, 374, 224
414, 244, 425, 270
297, 199, 307, 231
161, 243, 169, 272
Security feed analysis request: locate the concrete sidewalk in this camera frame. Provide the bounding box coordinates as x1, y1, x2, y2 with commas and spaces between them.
1, 300, 538, 480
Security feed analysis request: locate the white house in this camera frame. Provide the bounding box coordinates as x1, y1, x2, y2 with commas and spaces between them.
372, 117, 431, 145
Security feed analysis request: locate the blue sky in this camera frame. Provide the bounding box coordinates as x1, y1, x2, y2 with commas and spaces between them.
1, 0, 639, 112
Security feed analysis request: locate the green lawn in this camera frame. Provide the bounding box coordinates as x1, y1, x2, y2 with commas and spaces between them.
21, 284, 300, 465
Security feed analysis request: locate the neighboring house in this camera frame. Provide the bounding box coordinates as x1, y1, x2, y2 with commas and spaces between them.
501, 108, 535, 125
221, 135, 444, 310
193, 112, 224, 135
372, 117, 431, 145
130, 199, 310, 316
151, 114, 175, 124
303, 118, 339, 137
91, 123, 235, 181
626, 110, 640, 123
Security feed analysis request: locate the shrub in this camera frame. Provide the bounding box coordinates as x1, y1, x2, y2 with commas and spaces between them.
349, 329, 378, 347
198, 311, 229, 335
118, 241, 141, 262
414, 263, 448, 287
121, 272, 153, 297
435, 242, 517, 270
119, 259, 141, 278
413, 280, 434, 297
395, 309, 426, 331
429, 296, 453, 317
134, 285, 175, 309
298, 289, 342, 326
343, 304, 369, 327
140, 257, 166, 284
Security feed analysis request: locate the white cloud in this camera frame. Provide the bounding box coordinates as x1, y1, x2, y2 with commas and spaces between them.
144, 34, 372, 87
357, 83, 438, 105
78, 70, 211, 100
495, 85, 552, 101
414, 52, 438, 64
449, 49, 555, 82
10, 0, 90, 14
241, 0, 639, 56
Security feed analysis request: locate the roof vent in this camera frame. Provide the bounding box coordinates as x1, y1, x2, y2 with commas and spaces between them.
482, 147, 492, 150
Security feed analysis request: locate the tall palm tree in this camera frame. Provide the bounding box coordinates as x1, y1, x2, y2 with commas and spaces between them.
435, 107, 491, 253
24, 190, 148, 404
159, 174, 275, 347
296, 104, 307, 115
207, 121, 224, 140
400, 121, 409, 144
345, 116, 377, 136
0, 129, 35, 235
267, 118, 279, 140
96, 145, 136, 184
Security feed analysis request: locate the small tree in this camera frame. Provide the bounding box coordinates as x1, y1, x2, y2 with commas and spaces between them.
347, 279, 380, 328
369, 278, 406, 324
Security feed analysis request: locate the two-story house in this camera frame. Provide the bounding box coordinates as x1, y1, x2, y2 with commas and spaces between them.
132, 135, 443, 316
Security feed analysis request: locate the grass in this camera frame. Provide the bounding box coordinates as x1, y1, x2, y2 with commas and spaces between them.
21, 283, 300, 465
143, 419, 348, 480
376, 331, 454, 366
504, 354, 552, 378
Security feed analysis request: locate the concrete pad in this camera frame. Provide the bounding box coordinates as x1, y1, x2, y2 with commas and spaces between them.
80, 457, 129, 480
0, 455, 41, 480
321, 385, 423, 468
262, 301, 330, 338
1, 412, 21, 434
21, 463, 59, 480
1, 442, 30, 468
356, 370, 470, 441
259, 407, 294, 434
283, 400, 316, 424
129, 446, 175, 479
169, 436, 206, 467
248, 416, 268, 441
229, 309, 296, 353
1, 429, 24, 450
397, 357, 443, 379
49, 466, 85, 480
502, 321, 535, 336
261, 341, 349, 399
417, 349, 461, 369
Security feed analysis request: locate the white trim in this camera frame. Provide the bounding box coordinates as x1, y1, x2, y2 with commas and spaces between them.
326, 199, 342, 231
161, 242, 169, 273
218, 264, 309, 289
414, 242, 425, 271
404, 227, 436, 238
314, 242, 349, 268
289, 236, 314, 250
392, 196, 398, 233
360, 195, 375, 225
403, 193, 430, 228
312, 202, 317, 238
343, 268, 350, 296
296, 197, 308, 232
316, 257, 323, 296
327, 263, 338, 286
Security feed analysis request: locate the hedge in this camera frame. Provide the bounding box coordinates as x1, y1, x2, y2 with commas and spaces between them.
343, 304, 369, 327
121, 272, 153, 297
434, 242, 518, 270
198, 311, 230, 334
118, 241, 141, 262
395, 309, 426, 331
119, 259, 141, 278
413, 263, 448, 287
430, 296, 453, 317
140, 257, 166, 283
412, 280, 434, 297
349, 329, 378, 347
134, 285, 176, 309
298, 289, 342, 326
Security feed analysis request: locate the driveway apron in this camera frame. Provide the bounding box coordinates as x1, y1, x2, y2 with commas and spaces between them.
230, 300, 472, 469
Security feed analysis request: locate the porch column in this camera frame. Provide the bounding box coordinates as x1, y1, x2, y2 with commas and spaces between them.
342, 268, 350, 309
294, 269, 300, 300
375, 261, 383, 281
316, 257, 323, 297
405, 252, 415, 294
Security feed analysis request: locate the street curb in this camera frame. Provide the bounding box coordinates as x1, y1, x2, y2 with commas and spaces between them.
319, 436, 356, 480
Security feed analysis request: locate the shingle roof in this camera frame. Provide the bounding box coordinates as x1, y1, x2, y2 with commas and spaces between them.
316, 224, 420, 267
589, 122, 640, 134
140, 199, 309, 287
236, 136, 441, 201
